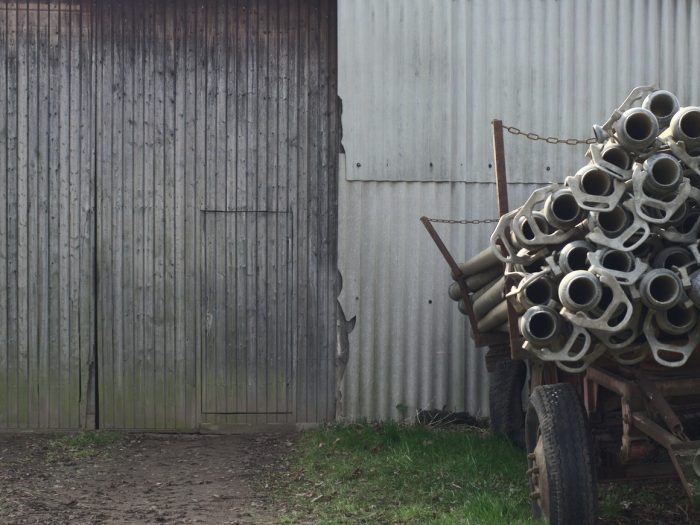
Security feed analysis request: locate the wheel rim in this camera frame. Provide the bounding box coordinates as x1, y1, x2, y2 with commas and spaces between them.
528, 428, 550, 519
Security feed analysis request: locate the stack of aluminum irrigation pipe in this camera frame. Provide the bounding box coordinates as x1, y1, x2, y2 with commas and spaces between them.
449, 86, 700, 371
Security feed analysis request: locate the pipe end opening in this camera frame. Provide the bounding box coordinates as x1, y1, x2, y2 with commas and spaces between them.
649, 274, 680, 305
649, 93, 677, 119
680, 110, 700, 139
529, 311, 557, 340
625, 112, 656, 141
551, 193, 581, 223
525, 279, 553, 305
581, 169, 613, 196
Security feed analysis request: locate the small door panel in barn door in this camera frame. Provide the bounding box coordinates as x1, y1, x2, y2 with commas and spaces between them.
201, 211, 293, 425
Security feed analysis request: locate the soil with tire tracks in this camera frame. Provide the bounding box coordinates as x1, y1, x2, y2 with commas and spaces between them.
0, 432, 292, 524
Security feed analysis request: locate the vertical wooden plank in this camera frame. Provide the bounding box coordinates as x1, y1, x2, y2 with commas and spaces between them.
206, 2, 221, 423
201, 0, 216, 419
33, 1, 47, 429
17, 1, 32, 429
215, 0, 227, 422
326, 0, 339, 421
266, 0, 278, 419
277, 0, 292, 422
57, 2, 73, 428
130, 0, 145, 430
318, 0, 331, 422
270, 0, 281, 422
98, 0, 115, 428
182, 0, 198, 429
223, 0, 236, 417
92, 0, 103, 430
46, 0, 60, 429
163, 0, 176, 429
120, 0, 135, 429
317, 0, 333, 422
244, 0, 258, 422
295, 0, 310, 422
172, 0, 186, 429
5, 2, 18, 429
37, 1, 50, 429
78, 0, 95, 429
93, 0, 104, 428
142, 0, 156, 429
305, 0, 321, 422
0, 3, 9, 429
255, 0, 269, 421
112, 0, 125, 429
194, 0, 207, 428
67, 4, 82, 429
286, 0, 301, 423
271, 2, 288, 424
152, 0, 166, 429
234, 0, 247, 419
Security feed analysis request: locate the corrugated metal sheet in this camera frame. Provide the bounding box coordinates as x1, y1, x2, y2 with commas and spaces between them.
0, 1, 94, 429
338, 178, 540, 420
338, 0, 700, 420
95, 0, 338, 430
340, 0, 700, 183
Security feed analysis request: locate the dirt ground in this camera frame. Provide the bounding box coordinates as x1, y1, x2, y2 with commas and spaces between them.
0, 432, 290, 524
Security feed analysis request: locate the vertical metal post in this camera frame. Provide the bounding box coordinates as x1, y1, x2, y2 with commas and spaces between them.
492, 120, 510, 215
419, 217, 507, 348
491, 120, 526, 360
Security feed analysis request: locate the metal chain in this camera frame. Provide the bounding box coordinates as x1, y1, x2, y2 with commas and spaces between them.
503, 125, 597, 146
425, 217, 499, 225
424, 124, 594, 225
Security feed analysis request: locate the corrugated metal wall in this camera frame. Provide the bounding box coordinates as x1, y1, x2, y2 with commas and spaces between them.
341, 0, 700, 184
95, 0, 338, 430
0, 1, 94, 429
337, 0, 700, 420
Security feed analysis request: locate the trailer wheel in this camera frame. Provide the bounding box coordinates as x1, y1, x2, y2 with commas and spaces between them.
525, 383, 597, 525
487, 349, 526, 447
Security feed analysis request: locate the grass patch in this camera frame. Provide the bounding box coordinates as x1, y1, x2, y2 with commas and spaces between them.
47, 431, 123, 461
277, 423, 536, 525
274, 424, 697, 525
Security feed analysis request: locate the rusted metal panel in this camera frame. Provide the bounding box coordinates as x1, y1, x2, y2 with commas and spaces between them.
95, 0, 338, 429
0, 0, 94, 429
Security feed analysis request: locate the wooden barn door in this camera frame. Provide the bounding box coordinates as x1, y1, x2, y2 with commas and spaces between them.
0, 0, 337, 431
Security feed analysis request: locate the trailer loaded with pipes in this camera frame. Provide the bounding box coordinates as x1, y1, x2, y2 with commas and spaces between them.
422, 87, 700, 525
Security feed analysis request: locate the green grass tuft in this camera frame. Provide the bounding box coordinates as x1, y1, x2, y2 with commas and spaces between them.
277, 423, 536, 525
48, 431, 123, 460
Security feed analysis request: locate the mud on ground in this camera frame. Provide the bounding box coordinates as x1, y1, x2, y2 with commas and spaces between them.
0, 432, 291, 524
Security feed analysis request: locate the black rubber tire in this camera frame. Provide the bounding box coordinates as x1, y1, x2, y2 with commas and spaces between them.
525, 383, 598, 525
487, 351, 526, 447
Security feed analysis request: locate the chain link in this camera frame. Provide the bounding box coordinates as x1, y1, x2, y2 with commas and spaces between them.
425, 217, 499, 225
425, 124, 594, 225
503, 125, 597, 146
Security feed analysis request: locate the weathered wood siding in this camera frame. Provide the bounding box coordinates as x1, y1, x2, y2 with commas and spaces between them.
0, 0, 337, 431
0, 1, 94, 429
94, 0, 338, 429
